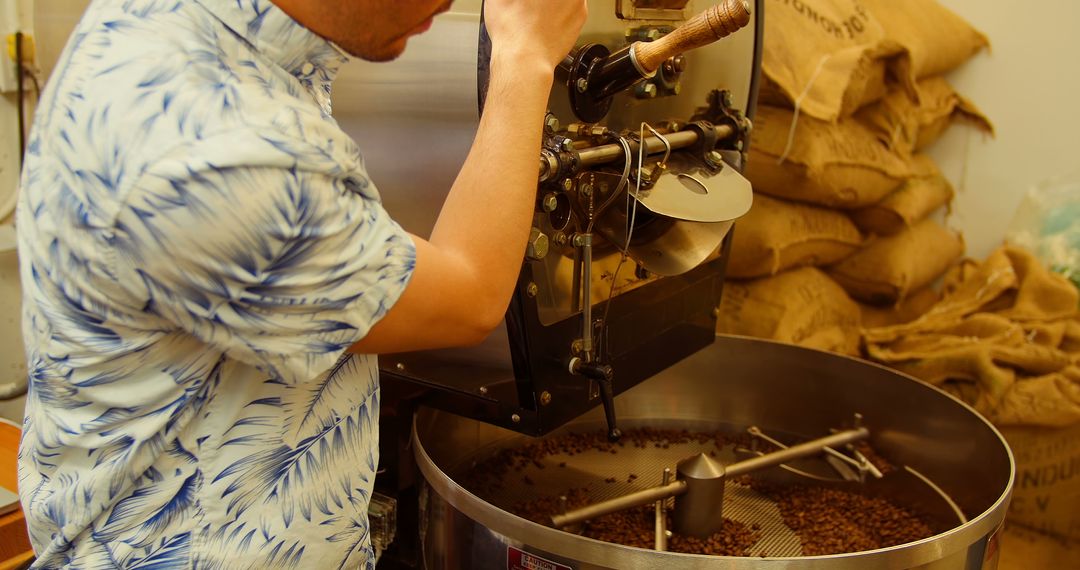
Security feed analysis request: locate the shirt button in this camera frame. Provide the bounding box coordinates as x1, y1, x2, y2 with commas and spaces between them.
301, 62, 315, 75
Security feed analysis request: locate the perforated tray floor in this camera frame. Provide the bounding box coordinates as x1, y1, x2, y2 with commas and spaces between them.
460, 436, 805, 557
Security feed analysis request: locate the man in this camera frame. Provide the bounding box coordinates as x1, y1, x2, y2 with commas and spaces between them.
16, 0, 587, 567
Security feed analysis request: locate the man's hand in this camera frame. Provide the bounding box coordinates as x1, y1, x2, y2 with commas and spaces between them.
350, 1, 588, 355
483, 0, 588, 72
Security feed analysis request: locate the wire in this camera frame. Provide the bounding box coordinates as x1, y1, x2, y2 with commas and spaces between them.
15, 32, 26, 170
585, 136, 633, 234
23, 69, 40, 99
598, 122, 659, 359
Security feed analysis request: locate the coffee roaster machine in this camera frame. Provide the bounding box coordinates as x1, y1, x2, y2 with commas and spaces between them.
331, 1, 1014, 568
26, 0, 1013, 567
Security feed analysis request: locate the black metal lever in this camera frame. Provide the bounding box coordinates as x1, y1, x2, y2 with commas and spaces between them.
574, 361, 622, 443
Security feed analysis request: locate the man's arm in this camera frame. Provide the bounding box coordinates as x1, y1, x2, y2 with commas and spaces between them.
350, 0, 588, 354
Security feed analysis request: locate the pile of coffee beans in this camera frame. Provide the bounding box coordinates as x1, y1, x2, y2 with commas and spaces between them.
464, 427, 934, 557
467, 427, 739, 497
751, 482, 933, 555
511, 493, 761, 556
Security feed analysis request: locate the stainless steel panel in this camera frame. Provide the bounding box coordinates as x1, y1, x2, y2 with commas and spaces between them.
334, 3, 483, 238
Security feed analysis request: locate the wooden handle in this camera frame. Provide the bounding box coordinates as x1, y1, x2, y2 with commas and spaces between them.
633, 0, 752, 74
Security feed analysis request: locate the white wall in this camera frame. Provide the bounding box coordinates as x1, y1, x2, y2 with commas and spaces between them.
0, 0, 35, 422
929, 0, 1080, 260
0, 0, 34, 226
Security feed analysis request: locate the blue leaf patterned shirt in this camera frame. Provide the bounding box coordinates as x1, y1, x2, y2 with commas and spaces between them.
16, 1, 416, 568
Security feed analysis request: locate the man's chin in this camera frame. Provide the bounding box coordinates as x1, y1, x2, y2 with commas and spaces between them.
343, 38, 409, 63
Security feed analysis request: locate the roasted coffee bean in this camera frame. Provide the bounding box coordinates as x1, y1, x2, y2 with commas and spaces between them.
464, 428, 934, 557
748, 479, 934, 555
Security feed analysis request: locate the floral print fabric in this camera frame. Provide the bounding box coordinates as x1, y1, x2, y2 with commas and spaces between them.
16, 0, 415, 567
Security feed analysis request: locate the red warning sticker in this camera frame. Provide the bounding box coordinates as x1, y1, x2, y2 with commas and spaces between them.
507, 546, 573, 570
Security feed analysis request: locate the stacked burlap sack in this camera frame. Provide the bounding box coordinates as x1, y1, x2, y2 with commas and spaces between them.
721, 4, 1079, 545
863, 246, 1080, 543
720, 0, 993, 354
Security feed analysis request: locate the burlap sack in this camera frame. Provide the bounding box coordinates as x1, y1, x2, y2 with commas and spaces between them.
761, 0, 910, 121
865, 248, 1080, 344
856, 77, 994, 154
1001, 423, 1080, 542
866, 319, 1074, 413
863, 246, 1080, 542
828, 219, 964, 304
863, 246, 1080, 427
719, 267, 862, 355
851, 155, 954, 235
999, 523, 1080, 568
859, 285, 940, 328
746, 106, 933, 209
861, 0, 990, 81
728, 194, 863, 278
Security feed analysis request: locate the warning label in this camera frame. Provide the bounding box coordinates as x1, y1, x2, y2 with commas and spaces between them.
507, 546, 573, 570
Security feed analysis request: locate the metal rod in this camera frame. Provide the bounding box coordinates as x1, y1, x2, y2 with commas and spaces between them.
552, 481, 686, 529
654, 468, 671, 551
552, 427, 870, 529
750, 425, 877, 480
577, 125, 733, 168
580, 233, 594, 359
725, 428, 870, 478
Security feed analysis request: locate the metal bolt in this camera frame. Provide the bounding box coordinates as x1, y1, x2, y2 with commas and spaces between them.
395, 362, 406, 372
635, 83, 658, 99
561, 138, 575, 152
662, 55, 687, 76
542, 193, 559, 212
705, 150, 725, 168
562, 178, 574, 192
540, 391, 552, 406
575, 78, 589, 93
645, 28, 661, 41
526, 228, 549, 260
734, 140, 744, 151
545, 114, 561, 133
571, 339, 584, 355
712, 307, 721, 318
553, 231, 568, 246
479, 386, 489, 395
722, 90, 734, 107
572, 234, 587, 247
511, 414, 522, 424
526, 282, 539, 298
580, 182, 593, 197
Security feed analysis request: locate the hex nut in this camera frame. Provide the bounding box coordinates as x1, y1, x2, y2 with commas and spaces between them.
526, 228, 550, 260
542, 193, 559, 213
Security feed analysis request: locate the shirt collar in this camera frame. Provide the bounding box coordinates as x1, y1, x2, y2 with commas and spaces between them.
194, 0, 350, 87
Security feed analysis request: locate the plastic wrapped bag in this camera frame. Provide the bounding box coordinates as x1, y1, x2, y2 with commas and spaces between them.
1007, 171, 1080, 294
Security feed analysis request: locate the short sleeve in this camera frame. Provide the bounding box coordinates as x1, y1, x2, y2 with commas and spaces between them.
111, 135, 416, 385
